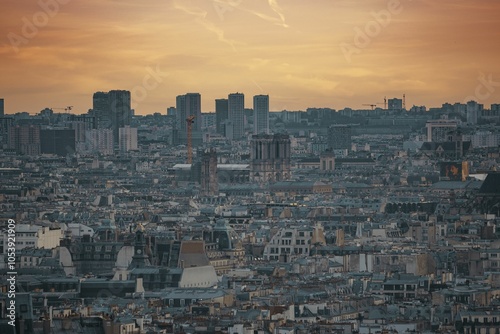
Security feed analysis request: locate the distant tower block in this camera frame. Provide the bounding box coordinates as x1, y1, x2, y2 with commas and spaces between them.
201, 148, 218, 196
250, 133, 291, 184
253, 94, 269, 135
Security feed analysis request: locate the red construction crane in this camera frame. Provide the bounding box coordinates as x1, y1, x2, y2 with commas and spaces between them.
186, 115, 196, 164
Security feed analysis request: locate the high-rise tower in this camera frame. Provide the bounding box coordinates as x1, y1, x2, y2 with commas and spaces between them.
93, 90, 131, 144
253, 95, 269, 135
109, 90, 131, 143
215, 98, 228, 135
228, 93, 245, 140
176, 93, 201, 142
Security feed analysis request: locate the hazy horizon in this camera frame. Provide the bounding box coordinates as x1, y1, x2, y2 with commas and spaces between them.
2, 0, 500, 115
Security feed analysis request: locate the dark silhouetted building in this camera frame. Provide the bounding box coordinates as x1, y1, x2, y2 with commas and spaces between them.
215, 98, 228, 135
93, 90, 131, 144
40, 129, 76, 156
228, 93, 245, 140
109, 90, 132, 143
0, 98, 4, 116
167, 106, 176, 116
93, 91, 111, 128
176, 93, 201, 143
327, 125, 351, 151
0, 116, 13, 144
388, 98, 403, 111
253, 94, 269, 135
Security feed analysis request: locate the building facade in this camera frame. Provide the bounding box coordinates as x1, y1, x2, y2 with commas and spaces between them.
86, 128, 114, 155
425, 120, 458, 142
388, 98, 403, 111
118, 126, 138, 153
1, 224, 63, 253
8, 124, 41, 155
250, 133, 291, 183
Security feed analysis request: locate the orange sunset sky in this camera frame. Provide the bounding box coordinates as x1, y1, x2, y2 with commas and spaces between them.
1, 0, 499, 115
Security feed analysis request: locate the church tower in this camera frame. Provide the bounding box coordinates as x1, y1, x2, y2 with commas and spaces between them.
128, 223, 151, 269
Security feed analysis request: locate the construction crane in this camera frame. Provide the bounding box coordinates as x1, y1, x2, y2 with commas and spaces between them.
50, 106, 73, 112
363, 100, 387, 110
362, 104, 378, 110
186, 115, 196, 164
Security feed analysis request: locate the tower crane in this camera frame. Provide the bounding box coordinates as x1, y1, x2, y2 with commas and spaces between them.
50, 106, 73, 112
363, 100, 386, 110
362, 104, 377, 110
186, 115, 196, 164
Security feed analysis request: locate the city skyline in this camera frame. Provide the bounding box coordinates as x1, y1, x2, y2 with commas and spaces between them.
1, 0, 500, 114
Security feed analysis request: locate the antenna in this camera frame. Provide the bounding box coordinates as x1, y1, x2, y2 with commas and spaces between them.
403, 94, 406, 110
